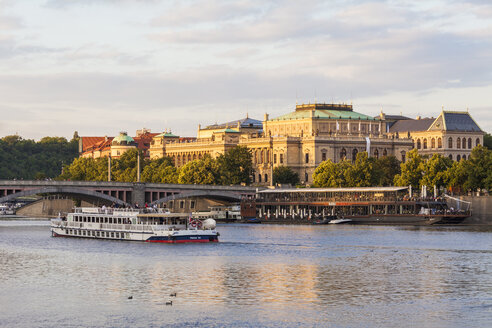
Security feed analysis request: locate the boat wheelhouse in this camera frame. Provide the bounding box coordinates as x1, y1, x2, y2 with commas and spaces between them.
51, 207, 219, 243
242, 187, 471, 225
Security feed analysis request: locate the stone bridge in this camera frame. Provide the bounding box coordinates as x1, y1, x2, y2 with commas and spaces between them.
0, 180, 258, 206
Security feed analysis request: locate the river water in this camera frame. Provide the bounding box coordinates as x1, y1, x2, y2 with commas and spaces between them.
0, 220, 491, 328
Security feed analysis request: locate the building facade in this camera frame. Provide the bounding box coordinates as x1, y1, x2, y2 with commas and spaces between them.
388, 110, 484, 161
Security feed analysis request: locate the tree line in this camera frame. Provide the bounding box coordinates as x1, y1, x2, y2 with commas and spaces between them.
59, 146, 254, 185
0, 135, 79, 180
313, 146, 492, 192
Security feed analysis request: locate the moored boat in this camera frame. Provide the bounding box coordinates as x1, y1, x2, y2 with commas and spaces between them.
50, 207, 219, 243
241, 187, 472, 225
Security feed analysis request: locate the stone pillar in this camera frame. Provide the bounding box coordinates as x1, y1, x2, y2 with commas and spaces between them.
131, 183, 146, 206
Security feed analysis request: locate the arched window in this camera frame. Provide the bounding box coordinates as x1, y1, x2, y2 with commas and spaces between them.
457, 137, 461, 149
468, 138, 472, 149
177, 155, 181, 165
258, 174, 262, 183
374, 149, 379, 159
462, 138, 466, 149
305, 153, 309, 163
417, 139, 421, 149
188, 154, 191, 162
448, 137, 453, 148
476, 138, 480, 146
340, 148, 346, 160
383, 149, 387, 156
457, 155, 461, 161
252, 174, 255, 183
401, 151, 406, 163
266, 150, 270, 163
431, 138, 435, 148
260, 150, 264, 164
438, 137, 442, 148
192, 154, 196, 160
264, 174, 268, 183
462, 155, 466, 160
305, 172, 309, 183
352, 148, 358, 162
423, 139, 427, 149
449, 154, 453, 160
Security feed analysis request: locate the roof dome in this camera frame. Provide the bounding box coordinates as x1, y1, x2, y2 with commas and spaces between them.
112, 131, 134, 145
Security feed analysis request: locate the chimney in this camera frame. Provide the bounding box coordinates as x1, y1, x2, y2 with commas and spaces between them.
264, 113, 269, 121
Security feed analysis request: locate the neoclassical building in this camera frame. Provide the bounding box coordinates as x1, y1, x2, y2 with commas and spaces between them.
79, 103, 417, 186
147, 103, 413, 185
388, 110, 484, 161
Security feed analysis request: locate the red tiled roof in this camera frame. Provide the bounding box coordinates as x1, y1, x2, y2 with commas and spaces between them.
81, 137, 106, 152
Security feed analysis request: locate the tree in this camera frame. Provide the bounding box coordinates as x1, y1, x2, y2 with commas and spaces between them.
216, 146, 253, 185
0, 134, 78, 179
178, 155, 218, 184
371, 156, 401, 186
445, 159, 468, 191
273, 166, 299, 185
141, 157, 178, 183
394, 149, 424, 188
312, 159, 350, 187
463, 145, 492, 191
484, 133, 492, 150
345, 152, 373, 187
420, 154, 453, 189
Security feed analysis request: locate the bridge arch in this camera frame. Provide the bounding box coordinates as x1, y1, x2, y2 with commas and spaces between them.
151, 190, 242, 206
0, 186, 128, 206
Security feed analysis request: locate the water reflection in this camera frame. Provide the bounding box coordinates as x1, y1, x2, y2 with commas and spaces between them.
0, 221, 491, 327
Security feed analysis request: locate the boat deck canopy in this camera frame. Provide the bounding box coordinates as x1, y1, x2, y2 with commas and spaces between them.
258, 187, 409, 193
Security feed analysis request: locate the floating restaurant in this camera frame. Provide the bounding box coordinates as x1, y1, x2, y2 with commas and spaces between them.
242, 187, 471, 225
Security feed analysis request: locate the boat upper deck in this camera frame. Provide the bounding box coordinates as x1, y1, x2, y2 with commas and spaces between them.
256, 187, 411, 203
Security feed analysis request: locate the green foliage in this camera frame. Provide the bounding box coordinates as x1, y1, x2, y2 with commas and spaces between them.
273, 166, 299, 185
216, 146, 253, 185
141, 157, 178, 184
420, 154, 453, 189
462, 145, 492, 191
345, 152, 373, 187
178, 155, 218, 184
483, 133, 492, 150
445, 159, 468, 190
312, 159, 349, 187
370, 156, 401, 186
393, 149, 424, 189
0, 134, 78, 179
313, 153, 399, 188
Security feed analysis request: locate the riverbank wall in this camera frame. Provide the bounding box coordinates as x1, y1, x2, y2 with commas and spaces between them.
460, 196, 492, 224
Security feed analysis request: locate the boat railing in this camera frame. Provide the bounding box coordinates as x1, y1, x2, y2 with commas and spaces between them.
73, 207, 171, 215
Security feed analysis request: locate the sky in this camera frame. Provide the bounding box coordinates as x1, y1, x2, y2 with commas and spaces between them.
0, 0, 491, 140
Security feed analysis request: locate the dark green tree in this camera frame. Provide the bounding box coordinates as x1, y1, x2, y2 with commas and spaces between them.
483, 133, 492, 150
216, 146, 253, 185
463, 145, 492, 191
394, 149, 424, 189
371, 156, 401, 186
178, 155, 218, 185
273, 166, 299, 185
141, 157, 179, 183
421, 154, 453, 189
345, 152, 373, 187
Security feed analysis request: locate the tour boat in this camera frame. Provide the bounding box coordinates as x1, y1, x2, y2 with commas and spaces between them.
241, 187, 472, 225
50, 207, 219, 243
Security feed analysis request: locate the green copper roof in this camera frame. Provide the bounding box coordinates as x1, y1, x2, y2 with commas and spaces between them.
156, 132, 179, 138
113, 132, 134, 144
219, 128, 240, 133
271, 109, 379, 121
